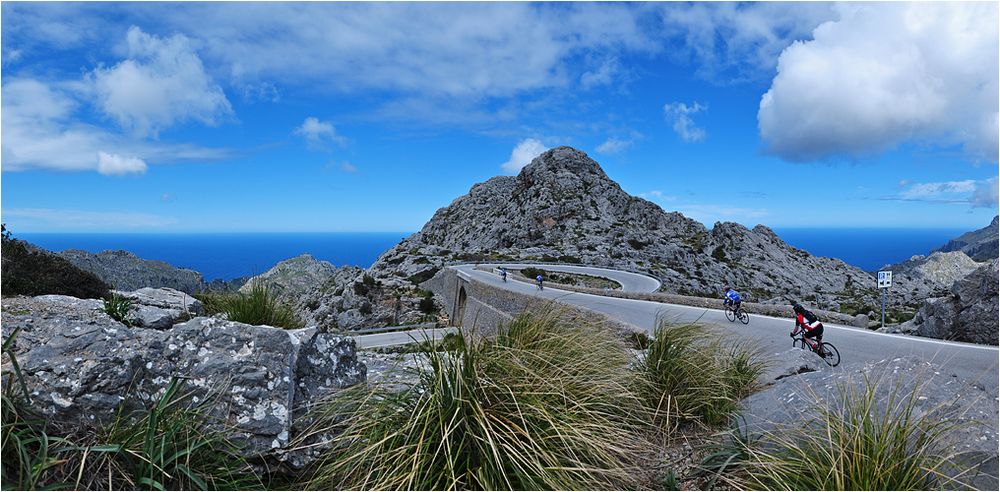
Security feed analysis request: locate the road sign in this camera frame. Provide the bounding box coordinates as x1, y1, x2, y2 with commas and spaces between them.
877, 270, 892, 289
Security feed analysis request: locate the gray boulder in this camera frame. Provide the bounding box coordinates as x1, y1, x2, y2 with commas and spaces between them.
0, 295, 366, 465
113, 287, 203, 330
890, 260, 999, 345
764, 348, 826, 383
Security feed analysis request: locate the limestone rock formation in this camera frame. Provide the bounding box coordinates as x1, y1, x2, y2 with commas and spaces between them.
371, 146, 876, 311
887, 260, 999, 344
935, 215, 999, 261
0, 294, 366, 466
888, 251, 981, 303
242, 254, 431, 331
59, 249, 206, 294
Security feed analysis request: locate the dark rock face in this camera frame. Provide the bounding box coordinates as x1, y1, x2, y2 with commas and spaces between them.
0, 294, 366, 465
372, 146, 876, 311
1, 236, 111, 299
58, 249, 206, 294
889, 260, 999, 345
935, 215, 999, 261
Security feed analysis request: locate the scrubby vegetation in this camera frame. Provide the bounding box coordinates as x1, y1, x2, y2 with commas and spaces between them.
1, 331, 259, 490
697, 375, 978, 491
516, 267, 620, 289
305, 311, 655, 490
1, 224, 112, 299
635, 323, 765, 429
195, 281, 302, 329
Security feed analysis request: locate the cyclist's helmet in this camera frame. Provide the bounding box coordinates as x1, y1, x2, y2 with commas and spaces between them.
724, 285, 731, 292
791, 302, 804, 314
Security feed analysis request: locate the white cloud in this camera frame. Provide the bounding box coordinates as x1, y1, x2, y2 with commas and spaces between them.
664, 102, 707, 142
580, 57, 618, 89
340, 162, 358, 173
638, 190, 677, 201
971, 178, 999, 208
1, 77, 230, 174
295, 117, 346, 149
3, 208, 177, 231
900, 180, 977, 199
890, 178, 998, 208
596, 136, 635, 154
97, 151, 147, 175
674, 204, 769, 226
501, 138, 548, 173
659, 2, 836, 82
759, 2, 999, 162
90, 26, 232, 136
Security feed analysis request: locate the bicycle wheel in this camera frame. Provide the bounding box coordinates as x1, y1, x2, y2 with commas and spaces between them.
737, 309, 750, 325
725, 306, 736, 322
819, 342, 840, 367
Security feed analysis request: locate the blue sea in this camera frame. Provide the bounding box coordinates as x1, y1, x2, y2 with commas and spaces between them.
18, 233, 412, 281
772, 228, 968, 272
18, 228, 966, 279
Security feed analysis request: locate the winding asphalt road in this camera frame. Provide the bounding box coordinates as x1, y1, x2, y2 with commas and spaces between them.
453, 264, 1000, 390
491, 263, 661, 292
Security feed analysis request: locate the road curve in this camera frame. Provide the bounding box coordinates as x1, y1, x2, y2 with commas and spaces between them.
480, 262, 661, 293
452, 265, 999, 391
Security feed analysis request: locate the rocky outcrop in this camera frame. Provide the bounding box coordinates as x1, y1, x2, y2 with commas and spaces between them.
886, 260, 999, 344
372, 146, 876, 311
888, 251, 981, 303
243, 254, 433, 331
935, 215, 999, 261
0, 294, 366, 466
112, 287, 204, 329
58, 249, 206, 294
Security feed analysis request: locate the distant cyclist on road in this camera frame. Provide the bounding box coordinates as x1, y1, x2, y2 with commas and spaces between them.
536, 274, 544, 290
500, 267, 508, 282
790, 301, 825, 356
723, 286, 742, 312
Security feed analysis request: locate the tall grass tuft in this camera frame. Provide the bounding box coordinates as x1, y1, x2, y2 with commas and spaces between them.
305, 310, 655, 490
635, 322, 766, 429
103, 293, 134, 326
733, 374, 976, 490
196, 281, 301, 329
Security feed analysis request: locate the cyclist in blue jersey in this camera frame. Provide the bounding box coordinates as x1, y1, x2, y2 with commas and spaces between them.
723, 286, 742, 312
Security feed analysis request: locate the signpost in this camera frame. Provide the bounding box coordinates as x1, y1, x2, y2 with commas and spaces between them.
877, 271, 892, 328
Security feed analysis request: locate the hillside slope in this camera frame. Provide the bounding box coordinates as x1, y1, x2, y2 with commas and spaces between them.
372, 147, 877, 311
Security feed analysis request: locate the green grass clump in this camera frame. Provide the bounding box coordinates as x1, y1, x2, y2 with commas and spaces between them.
103, 293, 134, 325
305, 311, 654, 490
195, 281, 302, 329
635, 322, 766, 429
722, 375, 975, 490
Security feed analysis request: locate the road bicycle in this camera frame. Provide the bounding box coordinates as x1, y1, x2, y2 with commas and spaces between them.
724, 303, 749, 324
536, 279, 544, 290
792, 329, 840, 367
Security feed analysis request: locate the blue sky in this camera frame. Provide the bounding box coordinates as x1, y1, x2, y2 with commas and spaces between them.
2, 1, 997, 233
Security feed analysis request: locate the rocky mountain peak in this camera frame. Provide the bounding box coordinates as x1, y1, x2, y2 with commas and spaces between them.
519, 146, 608, 180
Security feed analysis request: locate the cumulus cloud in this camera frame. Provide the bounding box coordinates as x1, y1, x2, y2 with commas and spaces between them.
501, 138, 548, 173
759, 2, 999, 163
580, 57, 619, 89
295, 117, 346, 149
1, 77, 230, 174
97, 151, 147, 175
664, 102, 707, 142
90, 26, 232, 136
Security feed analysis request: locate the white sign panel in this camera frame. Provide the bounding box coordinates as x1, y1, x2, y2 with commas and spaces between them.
877, 270, 892, 289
